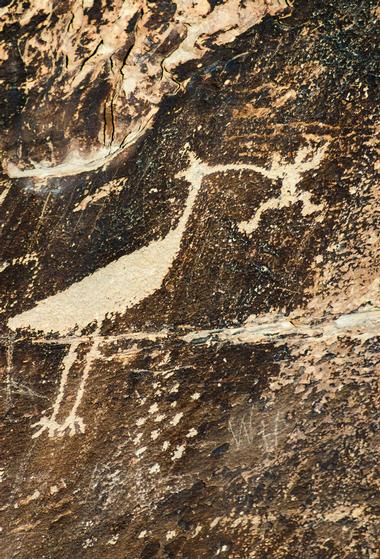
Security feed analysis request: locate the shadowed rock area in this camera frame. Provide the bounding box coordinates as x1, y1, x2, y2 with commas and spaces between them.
0, 0, 379, 558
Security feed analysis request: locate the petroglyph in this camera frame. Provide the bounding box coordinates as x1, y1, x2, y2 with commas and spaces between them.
6, 146, 375, 444
32, 335, 101, 438
8, 153, 206, 335
238, 143, 329, 235
258, 412, 287, 453
1, 0, 379, 554
4, 142, 361, 341
229, 408, 287, 453
228, 407, 255, 448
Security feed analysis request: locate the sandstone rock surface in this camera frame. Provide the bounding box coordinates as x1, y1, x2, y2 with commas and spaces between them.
0, 1, 379, 558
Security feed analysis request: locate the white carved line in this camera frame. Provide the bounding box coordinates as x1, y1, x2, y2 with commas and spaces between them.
237, 143, 329, 235
32, 335, 100, 438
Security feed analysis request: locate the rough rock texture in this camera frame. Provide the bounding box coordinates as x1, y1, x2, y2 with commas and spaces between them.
0, 0, 379, 558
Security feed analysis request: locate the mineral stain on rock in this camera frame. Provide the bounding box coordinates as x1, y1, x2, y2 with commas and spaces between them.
0, 0, 379, 558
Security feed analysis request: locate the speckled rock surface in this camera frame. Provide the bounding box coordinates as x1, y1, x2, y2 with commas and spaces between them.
1, 1, 379, 558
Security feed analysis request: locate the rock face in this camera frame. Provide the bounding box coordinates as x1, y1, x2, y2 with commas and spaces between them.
0, 0, 379, 558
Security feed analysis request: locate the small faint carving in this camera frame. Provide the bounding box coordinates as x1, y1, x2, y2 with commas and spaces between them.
229, 408, 287, 454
